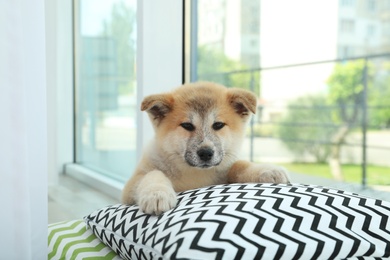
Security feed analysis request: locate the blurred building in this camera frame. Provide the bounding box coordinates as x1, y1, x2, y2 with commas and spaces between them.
338, 0, 390, 58
197, 0, 260, 68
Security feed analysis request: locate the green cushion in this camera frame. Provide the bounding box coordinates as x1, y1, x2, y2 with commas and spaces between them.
48, 219, 121, 260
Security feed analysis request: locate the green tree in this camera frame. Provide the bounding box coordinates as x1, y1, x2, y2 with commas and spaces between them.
197, 45, 260, 95
278, 95, 334, 163
102, 2, 136, 95
370, 62, 390, 128
327, 59, 373, 181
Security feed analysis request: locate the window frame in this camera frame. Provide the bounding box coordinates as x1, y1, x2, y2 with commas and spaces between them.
61, 0, 184, 199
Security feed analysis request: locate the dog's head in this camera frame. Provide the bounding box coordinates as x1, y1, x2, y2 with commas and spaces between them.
141, 82, 256, 169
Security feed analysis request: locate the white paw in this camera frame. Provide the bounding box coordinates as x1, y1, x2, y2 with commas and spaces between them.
258, 164, 290, 184
137, 185, 177, 215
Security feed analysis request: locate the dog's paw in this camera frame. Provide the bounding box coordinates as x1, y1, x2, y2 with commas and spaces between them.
228, 161, 291, 184
137, 185, 177, 215
257, 164, 290, 184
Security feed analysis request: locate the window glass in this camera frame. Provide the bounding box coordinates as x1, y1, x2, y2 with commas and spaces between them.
74, 0, 137, 182
190, 0, 390, 188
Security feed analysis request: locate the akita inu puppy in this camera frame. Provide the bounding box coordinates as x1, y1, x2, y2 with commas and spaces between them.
122, 82, 290, 215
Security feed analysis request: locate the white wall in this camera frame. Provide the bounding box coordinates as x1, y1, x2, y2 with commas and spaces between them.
136, 0, 183, 161
46, 0, 74, 185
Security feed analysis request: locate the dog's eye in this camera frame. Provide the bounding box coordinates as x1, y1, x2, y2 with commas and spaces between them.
180, 122, 195, 131
212, 122, 225, 130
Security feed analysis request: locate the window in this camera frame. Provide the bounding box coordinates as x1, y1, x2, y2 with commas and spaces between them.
341, 0, 354, 7
340, 45, 354, 58
367, 24, 375, 36
368, 0, 376, 12
189, 0, 390, 188
74, 0, 137, 182
70, 0, 183, 192
340, 19, 355, 34
383, 23, 390, 36
69, 0, 389, 194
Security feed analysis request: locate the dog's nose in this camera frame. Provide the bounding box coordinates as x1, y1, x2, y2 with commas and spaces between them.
197, 148, 214, 162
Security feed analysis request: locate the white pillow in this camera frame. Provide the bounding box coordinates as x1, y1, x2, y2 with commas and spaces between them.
85, 183, 390, 259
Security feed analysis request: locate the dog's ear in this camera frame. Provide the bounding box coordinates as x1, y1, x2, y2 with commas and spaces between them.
141, 94, 174, 122
227, 88, 257, 116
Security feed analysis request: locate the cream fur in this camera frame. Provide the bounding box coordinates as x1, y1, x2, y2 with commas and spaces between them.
121, 82, 290, 215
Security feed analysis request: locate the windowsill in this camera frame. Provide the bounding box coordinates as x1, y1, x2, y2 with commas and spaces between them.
65, 163, 124, 201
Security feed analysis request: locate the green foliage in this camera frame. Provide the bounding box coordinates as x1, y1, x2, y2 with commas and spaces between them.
197, 45, 260, 95
327, 59, 373, 125
328, 60, 366, 102
369, 62, 390, 128
278, 95, 335, 163
326, 59, 390, 128
102, 2, 136, 95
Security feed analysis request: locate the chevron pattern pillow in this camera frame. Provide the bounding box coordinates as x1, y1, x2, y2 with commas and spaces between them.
85, 183, 390, 259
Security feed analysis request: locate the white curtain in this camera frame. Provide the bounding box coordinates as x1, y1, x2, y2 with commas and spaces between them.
0, 0, 48, 258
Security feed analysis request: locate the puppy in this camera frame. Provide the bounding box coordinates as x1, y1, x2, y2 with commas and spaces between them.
122, 82, 290, 215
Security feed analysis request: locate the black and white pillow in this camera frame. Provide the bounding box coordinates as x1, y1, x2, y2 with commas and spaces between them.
85, 183, 390, 259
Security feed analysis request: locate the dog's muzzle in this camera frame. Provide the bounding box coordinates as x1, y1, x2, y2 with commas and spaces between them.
185, 146, 221, 168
